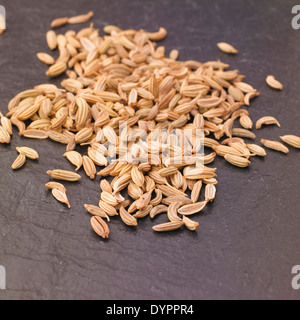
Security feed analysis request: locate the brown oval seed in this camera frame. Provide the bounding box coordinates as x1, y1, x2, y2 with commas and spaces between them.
90, 216, 110, 239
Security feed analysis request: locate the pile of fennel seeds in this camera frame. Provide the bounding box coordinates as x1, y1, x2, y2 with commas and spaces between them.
1, 14, 300, 239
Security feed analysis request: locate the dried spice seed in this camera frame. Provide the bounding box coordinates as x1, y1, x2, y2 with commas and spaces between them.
46, 61, 67, 77
266, 75, 283, 90
22, 130, 48, 139
246, 144, 267, 156
131, 165, 145, 187
90, 216, 110, 239
50, 17, 68, 28
212, 145, 243, 157
177, 201, 208, 215
146, 27, 167, 41
205, 184, 216, 202
45, 181, 66, 193
46, 30, 57, 50
51, 188, 71, 208
11, 154, 26, 170
222, 137, 245, 146
233, 82, 256, 93
119, 206, 138, 226
228, 85, 244, 102
88, 147, 108, 166
203, 178, 218, 185
260, 139, 289, 154
162, 196, 192, 206
0, 126, 11, 143
231, 128, 256, 139
136, 191, 152, 210
152, 221, 184, 232
82, 155, 96, 179
48, 131, 70, 144
182, 216, 199, 231
256, 116, 281, 129
17, 103, 40, 121
150, 205, 168, 219
68, 11, 94, 24
244, 91, 260, 106
240, 115, 253, 130
47, 169, 81, 181
230, 142, 251, 158
84, 204, 110, 221
128, 182, 143, 200
99, 200, 118, 216
167, 202, 183, 222
217, 42, 238, 54
100, 179, 113, 193
133, 205, 153, 219
191, 180, 202, 203
112, 174, 132, 193
63, 151, 83, 171
75, 127, 93, 144
16, 146, 39, 159
0, 112, 12, 134
280, 135, 300, 149
158, 166, 178, 177
37, 52, 55, 65
224, 154, 251, 167
101, 191, 118, 206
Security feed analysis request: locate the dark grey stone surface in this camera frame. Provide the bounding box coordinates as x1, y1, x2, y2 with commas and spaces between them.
0, 0, 300, 300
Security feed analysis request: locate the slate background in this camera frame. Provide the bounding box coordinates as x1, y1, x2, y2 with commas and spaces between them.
0, 0, 300, 300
